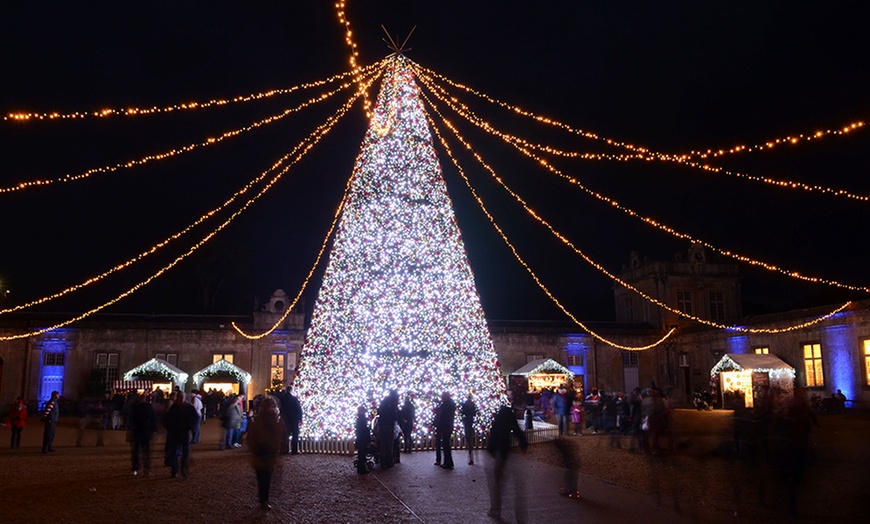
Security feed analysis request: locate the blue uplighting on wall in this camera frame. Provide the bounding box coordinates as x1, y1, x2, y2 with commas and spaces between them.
824, 324, 856, 406
727, 335, 750, 354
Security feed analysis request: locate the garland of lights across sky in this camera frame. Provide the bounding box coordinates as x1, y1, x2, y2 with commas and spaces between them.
294, 55, 507, 439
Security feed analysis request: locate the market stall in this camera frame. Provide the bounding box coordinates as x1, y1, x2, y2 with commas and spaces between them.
123, 358, 188, 393
192, 358, 251, 396
508, 358, 575, 398
710, 353, 795, 409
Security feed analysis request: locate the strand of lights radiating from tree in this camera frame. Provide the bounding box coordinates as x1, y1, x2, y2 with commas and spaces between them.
0, 81, 367, 340
424, 109, 676, 351
294, 55, 506, 440
2, 63, 381, 122
0, 70, 384, 195
423, 93, 856, 335
417, 71, 870, 295
412, 64, 870, 202
334, 0, 373, 116
0, 70, 382, 317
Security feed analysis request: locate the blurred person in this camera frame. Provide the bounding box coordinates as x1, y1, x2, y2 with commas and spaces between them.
129, 393, 156, 476
247, 397, 287, 510
189, 389, 204, 444
432, 399, 442, 466
221, 394, 243, 449
772, 386, 820, 519
553, 387, 569, 436
460, 394, 478, 465
437, 391, 455, 469
76, 399, 106, 447
585, 388, 601, 434
378, 390, 400, 469
554, 437, 581, 498
163, 391, 199, 478
355, 405, 371, 474
570, 398, 584, 436
400, 394, 415, 453
8, 397, 27, 448
279, 385, 303, 455
40, 391, 60, 453
486, 404, 528, 521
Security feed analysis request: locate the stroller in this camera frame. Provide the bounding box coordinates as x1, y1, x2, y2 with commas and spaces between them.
352, 414, 403, 471
353, 437, 381, 472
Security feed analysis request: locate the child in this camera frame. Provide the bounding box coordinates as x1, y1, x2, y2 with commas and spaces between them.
570, 399, 585, 436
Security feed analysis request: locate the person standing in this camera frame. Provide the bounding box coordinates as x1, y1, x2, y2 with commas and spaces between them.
437, 391, 456, 469
247, 397, 287, 510
189, 389, 204, 444
355, 405, 371, 474
460, 395, 477, 465
8, 397, 27, 449
553, 387, 569, 435
279, 385, 303, 455
486, 404, 528, 521
377, 390, 400, 469
129, 393, 156, 476
41, 391, 60, 453
400, 395, 415, 454
163, 391, 199, 478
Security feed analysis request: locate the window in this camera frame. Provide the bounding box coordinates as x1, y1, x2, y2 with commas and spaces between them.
213, 353, 234, 364
622, 351, 639, 367
709, 291, 725, 321
754, 347, 769, 355
623, 297, 633, 322
526, 354, 544, 364
271, 353, 286, 389
155, 353, 178, 366
95, 352, 119, 385
43, 352, 65, 366
676, 291, 693, 315
802, 343, 824, 387
863, 340, 870, 386
566, 354, 583, 367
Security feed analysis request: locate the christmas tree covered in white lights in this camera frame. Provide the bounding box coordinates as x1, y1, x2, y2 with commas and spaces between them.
294, 55, 507, 439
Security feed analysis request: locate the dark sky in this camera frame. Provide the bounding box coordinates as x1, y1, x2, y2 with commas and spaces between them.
1, 1, 869, 322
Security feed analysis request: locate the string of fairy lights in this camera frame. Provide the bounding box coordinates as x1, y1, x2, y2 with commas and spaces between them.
420, 90, 855, 335
414, 65, 870, 295
0, 66, 386, 196
335, 0, 373, 116
412, 64, 870, 202
0, 71, 377, 341
2, 63, 380, 122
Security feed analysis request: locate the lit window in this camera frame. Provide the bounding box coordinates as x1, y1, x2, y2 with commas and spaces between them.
863, 340, 870, 386
754, 347, 769, 355
213, 354, 234, 364
802, 343, 824, 387
677, 291, 693, 315
271, 353, 286, 389
709, 291, 725, 321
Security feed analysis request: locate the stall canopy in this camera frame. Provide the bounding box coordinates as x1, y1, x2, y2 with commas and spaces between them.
510, 358, 575, 391
112, 380, 153, 392
192, 358, 252, 391
710, 353, 795, 408
123, 358, 189, 389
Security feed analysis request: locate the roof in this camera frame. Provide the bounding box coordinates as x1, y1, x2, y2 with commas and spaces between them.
710, 353, 794, 375
509, 358, 574, 378
123, 358, 189, 383
192, 358, 252, 384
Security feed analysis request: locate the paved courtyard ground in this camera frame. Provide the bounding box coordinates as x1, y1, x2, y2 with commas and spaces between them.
0, 409, 866, 523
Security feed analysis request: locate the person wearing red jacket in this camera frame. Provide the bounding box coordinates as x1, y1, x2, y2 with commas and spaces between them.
8, 397, 27, 449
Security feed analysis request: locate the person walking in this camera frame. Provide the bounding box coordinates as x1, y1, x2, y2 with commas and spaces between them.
247, 397, 287, 510
460, 394, 477, 465
8, 397, 27, 449
129, 393, 156, 476
400, 395, 415, 454
41, 391, 60, 453
279, 385, 303, 455
163, 391, 199, 478
437, 391, 456, 469
486, 404, 528, 521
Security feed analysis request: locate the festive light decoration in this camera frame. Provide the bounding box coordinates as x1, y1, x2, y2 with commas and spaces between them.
0, 78, 370, 341
294, 55, 507, 439
0, 70, 385, 195
334, 0, 372, 116
416, 69, 870, 295
422, 92, 857, 334
123, 358, 189, 387
425, 108, 676, 351
412, 65, 870, 202
193, 358, 252, 387
2, 63, 381, 122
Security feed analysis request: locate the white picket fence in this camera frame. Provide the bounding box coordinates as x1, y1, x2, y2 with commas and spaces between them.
299, 420, 559, 456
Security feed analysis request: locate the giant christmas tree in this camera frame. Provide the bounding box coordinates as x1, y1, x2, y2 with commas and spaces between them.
294, 55, 507, 439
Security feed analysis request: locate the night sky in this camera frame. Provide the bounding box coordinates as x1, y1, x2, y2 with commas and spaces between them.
2, 1, 869, 323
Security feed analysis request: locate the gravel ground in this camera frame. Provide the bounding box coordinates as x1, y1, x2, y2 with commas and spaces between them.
1, 409, 867, 523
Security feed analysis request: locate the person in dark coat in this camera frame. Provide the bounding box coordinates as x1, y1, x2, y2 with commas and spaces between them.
460, 395, 478, 465
377, 390, 400, 469
163, 391, 199, 478
279, 385, 303, 455
41, 391, 60, 453
400, 395, 415, 454
437, 391, 456, 469
486, 405, 528, 521
247, 397, 287, 509
129, 393, 156, 476
355, 405, 371, 474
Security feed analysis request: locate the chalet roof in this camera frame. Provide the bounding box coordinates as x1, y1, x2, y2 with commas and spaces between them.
710, 353, 794, 375
510, 358, 574, 378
